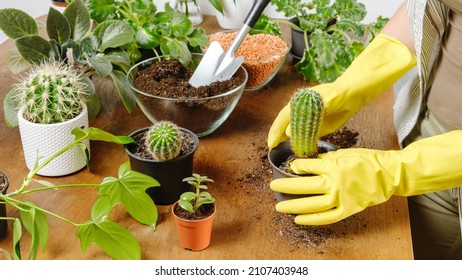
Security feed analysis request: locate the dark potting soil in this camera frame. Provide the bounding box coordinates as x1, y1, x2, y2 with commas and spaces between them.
132, 59, 243, 99
173, 202, 215, 221
129, 130, 197, 160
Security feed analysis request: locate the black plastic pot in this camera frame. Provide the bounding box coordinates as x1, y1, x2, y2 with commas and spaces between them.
0, 172, 9, 239
124, 127, 199, 205
268, 140, 337, 202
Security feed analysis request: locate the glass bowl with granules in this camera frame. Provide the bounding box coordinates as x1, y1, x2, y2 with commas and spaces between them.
207, 31, 290, 91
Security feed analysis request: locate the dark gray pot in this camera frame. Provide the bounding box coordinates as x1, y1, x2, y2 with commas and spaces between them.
124, 127, 199, 205
268, 140, 337, 202
0, 172, 9, 239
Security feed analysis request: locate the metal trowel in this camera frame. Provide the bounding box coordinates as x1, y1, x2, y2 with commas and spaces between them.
189, 0, 271, 87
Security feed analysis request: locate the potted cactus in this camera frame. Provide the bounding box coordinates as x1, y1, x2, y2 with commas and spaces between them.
172, 173, 216, 251
5, 59, 93, 176
268, 88, 336, 201
124, 121, 200, 205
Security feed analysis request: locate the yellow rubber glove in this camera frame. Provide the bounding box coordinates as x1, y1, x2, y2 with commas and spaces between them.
270, 130, 462, 225
267, 33, 417, 148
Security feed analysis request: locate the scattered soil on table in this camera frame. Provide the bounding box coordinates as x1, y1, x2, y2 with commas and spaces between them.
132, 59, 243, 99
127, 129, 197, 160
173, 203, 215, 221
240, 127, 361, 249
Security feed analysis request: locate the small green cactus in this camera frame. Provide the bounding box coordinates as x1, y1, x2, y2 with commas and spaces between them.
14, 59, 89, 124
145, 121, 183, 161
290, 88, 324, 158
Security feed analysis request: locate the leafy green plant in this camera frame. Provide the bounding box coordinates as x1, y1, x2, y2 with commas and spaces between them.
145, 121, 182, 162
5, 58, 92, 126
270, 0, 388, 83
179, 173, 215, 213
0, 0, 137, 113
0, 127, 159, 260
290, 87, 324, 158
85, 0, 209, 65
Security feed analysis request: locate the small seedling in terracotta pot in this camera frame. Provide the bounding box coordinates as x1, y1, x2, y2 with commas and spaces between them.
172, 173, 216, 251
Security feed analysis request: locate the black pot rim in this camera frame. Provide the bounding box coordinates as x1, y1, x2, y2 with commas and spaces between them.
124, 127, 200, 163
0, 172, 9, 194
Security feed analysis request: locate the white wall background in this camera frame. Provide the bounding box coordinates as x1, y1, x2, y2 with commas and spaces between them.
0, 0, 403, 44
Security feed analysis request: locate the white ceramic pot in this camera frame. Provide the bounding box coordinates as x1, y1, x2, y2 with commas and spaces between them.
215, 0, 254, 29
17, 104, 90, 177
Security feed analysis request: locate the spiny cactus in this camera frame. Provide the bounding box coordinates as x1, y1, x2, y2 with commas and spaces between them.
145, 121, 183, 161
14, 59, 89, 124
290, 88, 324, 158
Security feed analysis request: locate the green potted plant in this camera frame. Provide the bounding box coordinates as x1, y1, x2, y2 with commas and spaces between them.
5, 58, 93, 176
270, 0, 388, 83
124, 121, 200, 205
172, 173, 216, 251
0, 0, 137, 113
268, 88, 336, 201
0, 127, 160, 260
85, 0, 209, 66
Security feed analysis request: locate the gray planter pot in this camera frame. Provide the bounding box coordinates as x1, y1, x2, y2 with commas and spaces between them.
268, 140, 337, 202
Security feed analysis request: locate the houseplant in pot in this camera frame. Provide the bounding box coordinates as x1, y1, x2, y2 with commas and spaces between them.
0, 127, 159, 260
124, 121, 200, 205
172, 173, 216, 251
0, 0, 137, 113
4, 59, 93, 176
269, 0, 388, 83
268, 88, 336, 201
0, 172, 9, 240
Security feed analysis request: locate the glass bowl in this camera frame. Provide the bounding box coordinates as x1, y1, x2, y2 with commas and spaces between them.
207, 31, 290, 91
127, 54, 248, 137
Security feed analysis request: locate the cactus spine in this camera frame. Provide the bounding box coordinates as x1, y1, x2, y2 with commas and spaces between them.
145, 121, 183, 161
290, 88, 324, 158
14, 59, 89, 124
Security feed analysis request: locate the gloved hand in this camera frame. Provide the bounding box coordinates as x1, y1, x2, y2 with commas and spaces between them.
267, 33, 417, 148
270, 130, 462, 225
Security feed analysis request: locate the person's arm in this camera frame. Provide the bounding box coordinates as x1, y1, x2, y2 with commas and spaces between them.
267, 1, 417, 148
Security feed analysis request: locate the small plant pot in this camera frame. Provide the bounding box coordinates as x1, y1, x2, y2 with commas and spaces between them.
17, 104, 89, 177
268, 140, 337, 202
172, 202, 216, 251
124, 127, 199, 205
0, 172, 9, 239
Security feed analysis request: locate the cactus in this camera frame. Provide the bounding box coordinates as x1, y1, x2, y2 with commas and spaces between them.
145, 121, 183, 161
14, 59, 89, 124
290, 88, 324, 158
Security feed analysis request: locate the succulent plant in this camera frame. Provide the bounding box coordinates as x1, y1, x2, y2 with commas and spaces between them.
145, 121, 183, 161
290, 87, 324, 158
13, 59, 90, 124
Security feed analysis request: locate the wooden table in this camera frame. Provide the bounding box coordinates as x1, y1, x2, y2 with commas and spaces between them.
0, 16, 413, 259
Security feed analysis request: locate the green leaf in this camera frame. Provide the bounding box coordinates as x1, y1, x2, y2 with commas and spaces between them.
77, 220, 141, 260
71, 127, 134, 144
180, 192, 196, 202
103, 50, 131, 66
99, 162, 158, 228
3, 87, 20, 128
91, 195, 113, 223
171, 16, 192, 38
186, 27, 208, 47
178, 200, 194, 212
46, 7, 71, 45
64, 0, 91, 40
15, 35, 52, 64
109, 70, 137, 113
86, 0, 117, 23
12, 218, 22, 260
161, 39, 190, 66
80, 35, 99, 58
0, 8, 38, 39
94, 20, 134, 52
87, 55, 113, 77
208, 0, 224, 14
5, 48, 30, 74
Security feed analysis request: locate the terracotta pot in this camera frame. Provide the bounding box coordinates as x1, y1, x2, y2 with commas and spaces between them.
0, 172, 9, 239
172, 202, 216, 251
17, 104, 89, 177
124, 127, 199, 205
268, 140, 337, 202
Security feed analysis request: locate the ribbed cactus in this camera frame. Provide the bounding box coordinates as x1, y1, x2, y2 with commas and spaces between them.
145, 121, 183, 161
290, 88, 324, 158
14, 59, 89, 124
